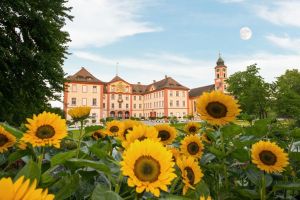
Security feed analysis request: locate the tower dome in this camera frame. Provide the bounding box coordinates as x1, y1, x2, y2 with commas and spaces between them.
216, 56, 224, 66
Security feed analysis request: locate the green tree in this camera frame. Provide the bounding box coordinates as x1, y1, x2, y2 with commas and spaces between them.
274, 69, 300, 121
226, 64, 271, 119
0, 1, 72, 125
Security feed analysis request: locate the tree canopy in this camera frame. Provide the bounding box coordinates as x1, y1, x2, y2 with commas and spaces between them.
274, 69, 300, 121
226, 64, 271, 119
0, 0, 72, 125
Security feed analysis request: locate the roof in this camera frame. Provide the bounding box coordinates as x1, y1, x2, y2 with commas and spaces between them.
189, 84, 215, 98
132, 84, 148, 94
109, 75, 128, 83
144, 76, 189, 93
66, 67, 102, 83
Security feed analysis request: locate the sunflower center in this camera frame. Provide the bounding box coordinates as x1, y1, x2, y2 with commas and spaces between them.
138, 136, 147, 141
36, 125, 55, 139
94, 132, 103, 139
259, 150, 277, 166
123, 127, 133, 138
189, 126, 197, 133
109, 126, 119, 133
134, 156, 161, 183
206, 102, 228, 118
185, 167, 195, 185
158, 130, 170, 141
0, 134, 9, 146
187, 142, 200, 155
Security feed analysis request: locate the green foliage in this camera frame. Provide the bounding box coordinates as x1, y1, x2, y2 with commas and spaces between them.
273, 69, 300, 122
0, 1, 72, 125
227, 64, 271, 119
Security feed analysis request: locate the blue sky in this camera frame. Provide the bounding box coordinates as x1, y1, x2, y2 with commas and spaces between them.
63, 0, 300, 89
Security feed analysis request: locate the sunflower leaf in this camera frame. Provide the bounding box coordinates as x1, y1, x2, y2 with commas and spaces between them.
0, 122, 24, 138
51, 150, 76, 167
273, 182, 300, 191
91, 184, 122, 200
15, 159, 40, 182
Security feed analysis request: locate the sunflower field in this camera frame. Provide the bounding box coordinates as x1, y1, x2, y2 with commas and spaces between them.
0, 91, 300, 200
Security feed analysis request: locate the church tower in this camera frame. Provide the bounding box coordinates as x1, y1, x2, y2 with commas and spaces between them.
214, 54, 228, 92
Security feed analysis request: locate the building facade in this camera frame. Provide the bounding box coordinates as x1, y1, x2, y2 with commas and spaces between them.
64, 56, 228, 123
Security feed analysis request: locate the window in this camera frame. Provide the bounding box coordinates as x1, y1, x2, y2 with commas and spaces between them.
72, 84, 77, 92
217, 69, 220, 72
170, 112, 173, 116
119, 103, 122, 109
82, 85, 87, 93
224, 73, 226, 78
162, 91, 164, 96
103, 103, 105, 108
134, 104, 136, 109
126, 104, 129, 109
193, 101, 196, 112
125, 95, 129, 100
182, 91, 185, 97
93, 86, 97, 93
134, 113, 136, 117
224, 85, 227, 90
217, 74, 220, 78
139, 104, 142, 109
92, 98, 97, 106
170, 100, 173, 107
176, 100, 179, 107
134, 96, 136, 100
111, 94, 115, 100
170, 91, 173, 96
82, 98, 87, 106
118, 94, 122, 99
71, 98, 76, 105
111, 103, 114, 109
139, 96, 142, 100
139, 113, 142, 117
182, 101, 185, 107
92, 113, 96, 119
176, 91, 179, 97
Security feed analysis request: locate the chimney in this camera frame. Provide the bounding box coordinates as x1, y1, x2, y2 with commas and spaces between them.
137, 82, 141, 85
153, 80, 156, 83
165, 75, 167, 79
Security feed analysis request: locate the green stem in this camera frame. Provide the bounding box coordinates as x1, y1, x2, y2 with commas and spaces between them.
260, 172, 266, 200
219, 127, 229, 191
169, 176, 180, 193
38, 147, 45, 171
76, 120, 84, 158
114, 174, 123, 194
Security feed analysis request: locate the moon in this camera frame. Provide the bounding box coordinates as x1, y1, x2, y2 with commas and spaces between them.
240, 27, 252, 40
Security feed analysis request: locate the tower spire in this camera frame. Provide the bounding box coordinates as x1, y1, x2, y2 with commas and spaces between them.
116, 62, 119, 76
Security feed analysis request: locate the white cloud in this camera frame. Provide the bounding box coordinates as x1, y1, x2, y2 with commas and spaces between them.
266, 34, 300, 53
255, 1, 300, 27
65, 0, 161, 48
72, 51, 299, 88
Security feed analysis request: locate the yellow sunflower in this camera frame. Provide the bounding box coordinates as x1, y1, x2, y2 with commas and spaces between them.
0, 125, 16, 153
167, 146, 182, 162
177, 156, 203, 195
184, 122, 201, 135
181, 135, 204, 159
68, 106, 91, 121
106, 120, 124, 137
92, 129, 107, 140
21, 112, 67, 148
17, 141, 28, 150
196, 91, 240, 126
154, 124, 177, 145
0, 176, 54, 200
200, 195, 212, 200
118, 119, 142, 141
122, 125, 160, 149
251, 141, 289, 173
121, 139, 176, 197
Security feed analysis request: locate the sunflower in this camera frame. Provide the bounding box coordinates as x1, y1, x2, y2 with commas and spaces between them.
200, 195, 212, 200
251, 141, 289, 173
181, 135, 204, 159
154, 124, 177, 145
167, 146, 182, 162
106, 120, 124, 137
177, 156, 203, 195
17, 141, 28, 150
122, 125, 160, 149
21, 112, 67, 148
92, 129, 107, 140
68, 106, 91, 121
121, 139, 176, 197
196, 91, 240, 126
0, 176, 54, 200
118, 119, 142, 141
0, 125, 16, 153
184, 122, 200, 135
